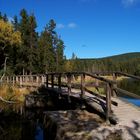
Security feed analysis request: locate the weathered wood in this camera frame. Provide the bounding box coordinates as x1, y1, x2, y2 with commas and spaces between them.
84, 72, 116, 84
46, 74, 49, 87
46, 72, 116, 84
114, 87, 140, 99
51, 74, 54, 88
58, 74, 61, 90
85, 88, 118, 106
12, 76, 15, 86
82, 94, 117, 124
81, 73, 85, 97
67, 73, 72, 103
116, 72, 140, 80
4, 71, 140, 125
20, 76, 22, 87
106, 83, 111, 123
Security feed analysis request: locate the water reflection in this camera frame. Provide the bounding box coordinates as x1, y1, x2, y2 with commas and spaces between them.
0, 102, 45, 140
35, 125, 43, 140
118, 78, 140, 107
121, 98, 140, 107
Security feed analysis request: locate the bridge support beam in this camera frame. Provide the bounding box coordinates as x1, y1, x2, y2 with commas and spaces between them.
46, 74, 49, 88
58, 74, 61, 90
106, 83, 112, 123
81, 73, 85, 97
112, 73, 117, 97
67, 74, 72, 103
51, 74, 54, 88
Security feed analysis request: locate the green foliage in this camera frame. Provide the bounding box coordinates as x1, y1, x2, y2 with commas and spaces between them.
0, 10, 66, 75
38, 19, 65, 73
65, 52, 140, 74
0, 19, 21, 75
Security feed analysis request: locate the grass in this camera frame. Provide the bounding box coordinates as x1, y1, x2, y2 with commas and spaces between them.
0, 84, 30, 102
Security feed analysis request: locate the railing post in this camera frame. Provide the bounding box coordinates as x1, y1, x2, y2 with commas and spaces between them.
41, 75, 44, 85
51, 74, 54, 88
31, 76, 33, 85
46, 74, 48, 88
95, 74, 99, 86
112, 72, 117, 97
6, 76, 9, 84
67, 73, 71, 103
106, 83, 112, 123
58, 74, 61, 90
36, 76, 39, 85
20, 76, 22, 87
12, 76, 15, 86
81, 73, 85, 97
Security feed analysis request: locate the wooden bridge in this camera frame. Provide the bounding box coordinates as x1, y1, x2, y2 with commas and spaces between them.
1, 71, 140, 126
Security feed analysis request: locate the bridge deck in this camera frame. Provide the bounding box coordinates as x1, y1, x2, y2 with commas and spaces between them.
112, 97, 140, 127
59, 87, 140, 126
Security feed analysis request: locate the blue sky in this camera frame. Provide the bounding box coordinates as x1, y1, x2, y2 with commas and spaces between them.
0, 0, 140, 58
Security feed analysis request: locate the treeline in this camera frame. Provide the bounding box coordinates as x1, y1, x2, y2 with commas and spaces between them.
0, 10, 140, 76
66, 53, 140, 75
0, 9, 65, 75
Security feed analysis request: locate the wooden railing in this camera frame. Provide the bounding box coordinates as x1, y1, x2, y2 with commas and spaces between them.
1, 71, 140, 123
1, 75, 46, 87
45, 72, 117, 122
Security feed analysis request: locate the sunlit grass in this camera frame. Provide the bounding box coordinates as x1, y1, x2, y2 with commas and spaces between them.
0, 84, 30, 102
86, 87, 105, 95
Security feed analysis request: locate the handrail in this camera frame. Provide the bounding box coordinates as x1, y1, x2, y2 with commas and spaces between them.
114, 87, 140, 99
46, 72, 116, 84
2, 71, 140, 123
115, 72, 140, 81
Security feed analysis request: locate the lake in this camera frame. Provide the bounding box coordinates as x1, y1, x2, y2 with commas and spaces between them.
118, 78, 140, 107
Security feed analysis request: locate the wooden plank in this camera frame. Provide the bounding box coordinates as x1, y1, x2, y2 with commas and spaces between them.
81, 73, 85, 97
51, 74, 54, 88
67, 74, 72, 103
58, 74, 61, 90
46, 72, 116, 84
106, 83, 111, 122
114, 87, 140, 99
116, 72, 140, 80
85, 88, 118, 106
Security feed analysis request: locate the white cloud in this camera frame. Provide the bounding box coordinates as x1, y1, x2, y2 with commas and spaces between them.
68, 23, 77, 28
122, 0, 136, 7
57, 23, 65, 29
56, 22, 77, 29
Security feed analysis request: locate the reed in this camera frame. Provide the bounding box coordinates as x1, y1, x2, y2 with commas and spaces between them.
0, 84, 30, 102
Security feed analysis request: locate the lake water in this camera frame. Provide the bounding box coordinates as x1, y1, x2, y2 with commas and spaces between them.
121, 98, 140, 107
118, 78, 140, 107
0, 103, 45, 140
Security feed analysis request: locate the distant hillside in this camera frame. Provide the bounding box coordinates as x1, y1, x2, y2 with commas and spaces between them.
79, 52, 140, 62
68, 52, 140, 74
98, 52, 140, 62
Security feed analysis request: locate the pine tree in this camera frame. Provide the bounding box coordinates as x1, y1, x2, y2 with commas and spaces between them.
56, 38, 65, 72
12, 16, 19, 31
28, 14, 38, 74
3, 14, 8, 22
18, 9, 29, 74
0, 12, 2, 20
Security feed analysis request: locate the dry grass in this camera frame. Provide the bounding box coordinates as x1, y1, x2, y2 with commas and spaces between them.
0, 84, 30, 102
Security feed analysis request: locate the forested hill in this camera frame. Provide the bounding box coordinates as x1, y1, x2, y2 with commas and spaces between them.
79, 52, 140, 62
99, 52, 140, 61
68, 52, 140, 75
